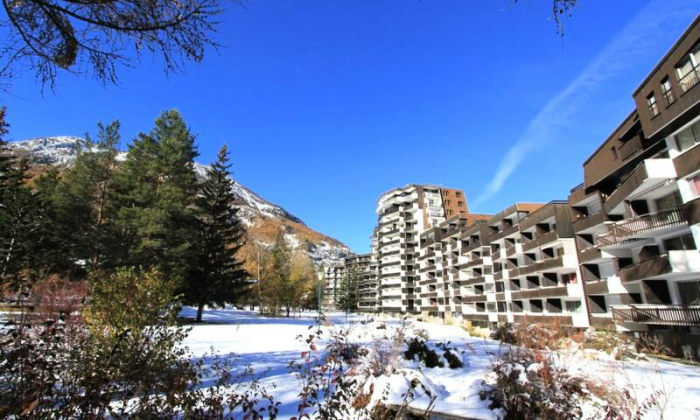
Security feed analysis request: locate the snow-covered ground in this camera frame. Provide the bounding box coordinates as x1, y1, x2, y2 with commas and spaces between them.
181, 308, 700, 420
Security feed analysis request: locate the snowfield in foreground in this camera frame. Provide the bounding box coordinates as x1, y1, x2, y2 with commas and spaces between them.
181, 308, 700, 420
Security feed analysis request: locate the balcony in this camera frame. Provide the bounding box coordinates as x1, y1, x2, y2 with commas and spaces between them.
674, 143, 700, 178
490, 224, 519, 242
518, 256, 565, 276
505, 243, 523, 257
679, 63, 700, 94
612, 305, 700, 327
522, 230, 560, 252
603, 159, 677, 215
572, 211, 608, 234
596, 209, 687, 247
619, 251, 700, 282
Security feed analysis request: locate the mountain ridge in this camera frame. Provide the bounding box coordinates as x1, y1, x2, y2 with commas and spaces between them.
8, 136, 351, 267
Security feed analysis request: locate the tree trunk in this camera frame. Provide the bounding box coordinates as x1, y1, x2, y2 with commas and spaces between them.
286, 305, 290, 318
196, 303, 204, 323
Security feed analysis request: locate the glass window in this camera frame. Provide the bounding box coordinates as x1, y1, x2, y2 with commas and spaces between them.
566, 300, 582, 313
677, 45, 700, 92
655, 191, 682, 212
678, 281, 700, 306
690, 174, 700, 198
663, 234, 697, 251
676, 120, 700, 151
661, 77, 675, 105
647, 93, 659, 117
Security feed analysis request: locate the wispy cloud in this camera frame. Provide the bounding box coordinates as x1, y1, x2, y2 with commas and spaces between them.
474, 0, 698, 206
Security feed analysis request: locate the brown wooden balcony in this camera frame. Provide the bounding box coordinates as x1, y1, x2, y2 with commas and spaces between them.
489, 224, 519, 242
619, 251, 700, 282
603, 159, 677, 215
612, 305, 700, 327
572, 211, 608, 233
596, 209, 687, 247
674, 143, 700, 178
522, 230, 560, 252
518, 256, 564, 276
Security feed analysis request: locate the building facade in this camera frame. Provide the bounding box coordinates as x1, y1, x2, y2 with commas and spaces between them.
375, 185, 469, 314
323, 17, 700, 357
568, 16, 700, 353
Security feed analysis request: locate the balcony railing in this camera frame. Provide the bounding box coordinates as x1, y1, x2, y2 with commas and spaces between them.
596, 209, 687, 247
679, 63, 700, 93
612, 305, 700, 327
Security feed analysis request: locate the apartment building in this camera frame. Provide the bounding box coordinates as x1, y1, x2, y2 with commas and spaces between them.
376, 185, 468, 314
568, 16, 700, 354
418, 214, 490, 323
321, 262, 345, 310
346, 252, 379, 313
417, 203, 589, 328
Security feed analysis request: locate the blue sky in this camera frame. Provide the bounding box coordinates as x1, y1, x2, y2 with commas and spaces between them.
3, 1, 699, 253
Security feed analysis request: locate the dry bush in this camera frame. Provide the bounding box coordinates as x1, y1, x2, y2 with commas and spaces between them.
27, 275, 86, 325
414, 328, 430, 341
584, 329, 636, 359
480, 347, 587, 420
637, 333, 672, 357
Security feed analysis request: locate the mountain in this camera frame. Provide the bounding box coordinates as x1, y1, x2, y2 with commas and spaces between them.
8, 136, 351, 267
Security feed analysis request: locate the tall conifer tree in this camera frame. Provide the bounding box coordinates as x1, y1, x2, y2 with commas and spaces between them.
184, 145, 248, 322
0, 107, 41, 284
114, 110, 200, 281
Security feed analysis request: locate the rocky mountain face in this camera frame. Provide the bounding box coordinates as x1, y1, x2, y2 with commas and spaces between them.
8, 136, 351, 267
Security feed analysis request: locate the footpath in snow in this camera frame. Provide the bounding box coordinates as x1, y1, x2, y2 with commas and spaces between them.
181, 308, 700, 420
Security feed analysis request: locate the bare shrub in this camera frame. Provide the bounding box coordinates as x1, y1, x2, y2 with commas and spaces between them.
27, 275, 86, 325
637, 333, 672, 357
0, 268, 279, 419
584, 329, 636, 359
414, 328, 430, 341
480, 347, 589, 420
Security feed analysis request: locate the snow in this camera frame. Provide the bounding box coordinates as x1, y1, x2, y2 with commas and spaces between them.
180, 308, 700, 419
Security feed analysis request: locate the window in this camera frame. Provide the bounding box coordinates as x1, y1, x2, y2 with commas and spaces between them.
611, 146, 618, 160
678, 281, 700, 306
456, 192, 462, 197
677, 44, 700, 93
655, 191, 682, 213
676, 120, 700, 152
457, 201, 463, 207
661, 77, 675, 105
663, 234, 697, 251
690, 174, 700, 198
647, 93, 659, 117
565, 300, 582, 313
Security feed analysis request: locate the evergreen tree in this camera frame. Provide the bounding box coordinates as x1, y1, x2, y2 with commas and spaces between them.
113, 110, 200, 281
31, 121, 122, 277
0, 108, 41, 286
337, 266, 360, 318
67, 122, 122, 269
270, 230, 292, 317
184, 145, 249, 323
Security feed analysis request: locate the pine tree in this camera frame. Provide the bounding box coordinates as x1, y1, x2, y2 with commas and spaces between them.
0, 107, 40, 285
68, 121, 122, 269
337, 266, 360, 318
184, 145, 249, 323
113, 110, 200, 281
270, 230, 292, 317
31, 121, 122, 277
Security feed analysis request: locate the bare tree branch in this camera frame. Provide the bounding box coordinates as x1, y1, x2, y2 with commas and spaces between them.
0, 0, 240, 91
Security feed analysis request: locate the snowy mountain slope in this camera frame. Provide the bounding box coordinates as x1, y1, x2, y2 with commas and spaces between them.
8, 136, 350, 266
